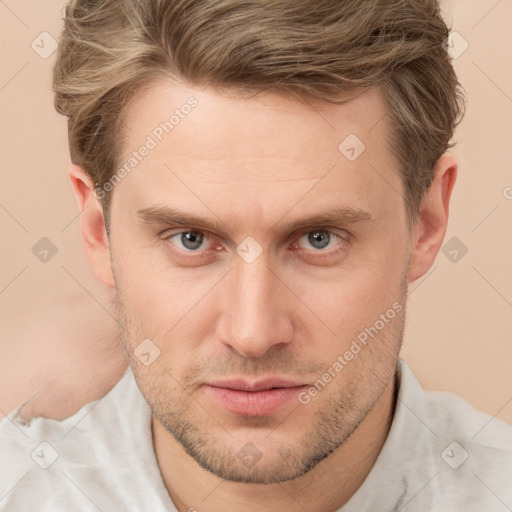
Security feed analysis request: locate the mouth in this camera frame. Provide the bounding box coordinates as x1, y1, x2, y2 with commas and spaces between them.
205, 378, 309, 416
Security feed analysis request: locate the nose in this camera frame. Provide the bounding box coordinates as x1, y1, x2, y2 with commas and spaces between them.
216, 254, 294, 358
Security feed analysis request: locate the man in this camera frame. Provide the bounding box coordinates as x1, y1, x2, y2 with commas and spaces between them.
1, 0, 511, 510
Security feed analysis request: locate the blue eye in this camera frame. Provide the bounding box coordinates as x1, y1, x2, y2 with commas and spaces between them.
298, 230, 342, 250
162, 227, 349, 265
169, 231, 208, 251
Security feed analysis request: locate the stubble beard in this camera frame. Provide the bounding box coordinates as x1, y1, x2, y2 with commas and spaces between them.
112, 275, 406, 484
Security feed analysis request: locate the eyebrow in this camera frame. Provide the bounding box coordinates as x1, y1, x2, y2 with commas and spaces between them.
135, 204, 372, 236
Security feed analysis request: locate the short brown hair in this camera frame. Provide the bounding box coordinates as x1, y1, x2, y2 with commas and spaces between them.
53, 0, 465, 228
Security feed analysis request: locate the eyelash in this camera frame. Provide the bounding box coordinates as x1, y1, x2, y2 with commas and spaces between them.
161, 228, 350, 262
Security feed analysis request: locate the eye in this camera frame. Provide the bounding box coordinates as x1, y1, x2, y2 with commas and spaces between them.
290, 229, 350, 264
161, 228, 349, 265
166, 231, 211, 251
295, 230, 345, 251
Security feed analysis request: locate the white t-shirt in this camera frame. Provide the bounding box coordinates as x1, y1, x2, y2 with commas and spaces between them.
1, 359, 511, 511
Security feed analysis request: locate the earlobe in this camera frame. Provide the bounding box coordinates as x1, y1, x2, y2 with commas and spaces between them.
407, 153, 458, 284
68, 165, 115, 288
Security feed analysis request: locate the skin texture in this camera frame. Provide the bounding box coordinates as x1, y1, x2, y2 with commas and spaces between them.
70, 80, 457, 512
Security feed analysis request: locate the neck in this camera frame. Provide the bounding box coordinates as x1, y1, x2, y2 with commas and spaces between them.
152, 373, 397, 512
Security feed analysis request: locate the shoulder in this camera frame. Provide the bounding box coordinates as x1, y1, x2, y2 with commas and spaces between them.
0, 367, 171, 511
399, 361, 512, 508
425, 387, 512, 450
397, 359, 512, 450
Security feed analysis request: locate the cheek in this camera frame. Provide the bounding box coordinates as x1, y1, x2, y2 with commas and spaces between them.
113, 247, 222, 349
287, 238, 407, 341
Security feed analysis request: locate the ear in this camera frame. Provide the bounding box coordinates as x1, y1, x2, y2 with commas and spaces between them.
68, 165, 115, 288
407, 152, 458, 283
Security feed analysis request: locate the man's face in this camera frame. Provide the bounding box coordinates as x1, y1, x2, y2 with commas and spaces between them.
108, 80, 410, 484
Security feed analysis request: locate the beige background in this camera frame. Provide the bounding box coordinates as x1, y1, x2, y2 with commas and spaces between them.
1, 1, 511, 424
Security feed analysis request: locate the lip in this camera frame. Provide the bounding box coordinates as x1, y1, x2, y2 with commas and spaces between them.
205, 378, 308, 416
207, 378, 306, 392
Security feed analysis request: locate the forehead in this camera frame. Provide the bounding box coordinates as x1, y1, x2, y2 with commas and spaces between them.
119, 80, 392, 159
113, 79, 403, 232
